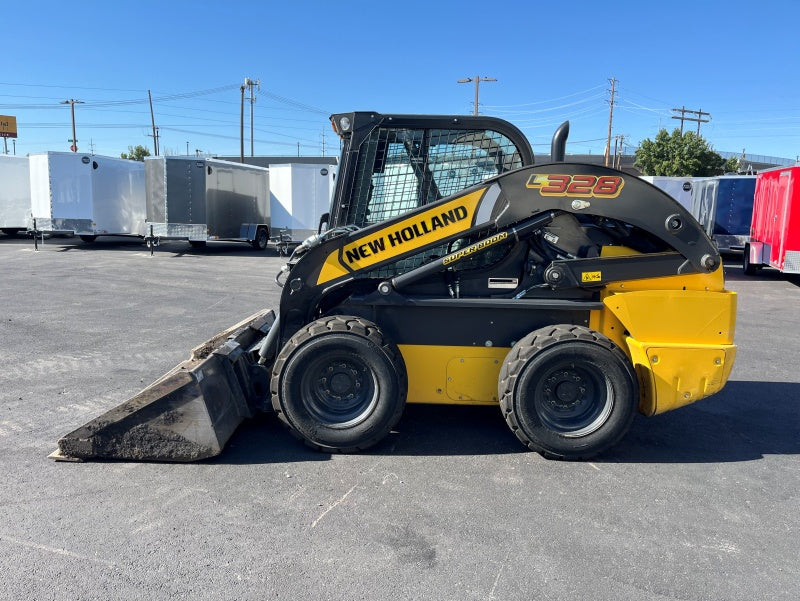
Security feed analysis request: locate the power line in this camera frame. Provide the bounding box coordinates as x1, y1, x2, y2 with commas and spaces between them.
482, 84, 606, 109
159, 126, 309, 148
0, 81, 149, 92
486, 93, 606, 117
0, 84, 240, 110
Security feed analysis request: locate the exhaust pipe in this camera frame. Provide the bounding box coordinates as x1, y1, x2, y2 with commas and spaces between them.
550, 121, 570, 163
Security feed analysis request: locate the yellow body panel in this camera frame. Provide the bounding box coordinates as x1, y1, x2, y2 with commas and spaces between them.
589, 262, 737, 416
398, 344, 510, 405
398, 258, 737, 416
626, 341, 737, 415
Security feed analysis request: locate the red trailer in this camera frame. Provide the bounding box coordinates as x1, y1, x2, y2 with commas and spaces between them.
743, 166, 800, 275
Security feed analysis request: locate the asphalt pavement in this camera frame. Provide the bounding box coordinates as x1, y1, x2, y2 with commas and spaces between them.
0, 233, 797, 601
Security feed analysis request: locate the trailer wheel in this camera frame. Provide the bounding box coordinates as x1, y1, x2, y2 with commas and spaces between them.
499, 325, 638, 460
252, 226, 269, 251
1, 228, 21, 237
189, 240, 206, 248
271, 315, 407, 452
742, 244, 760, 276
79, 235, 97, 243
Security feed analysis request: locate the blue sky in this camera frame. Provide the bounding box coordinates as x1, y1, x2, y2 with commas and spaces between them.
3, 0, 798, 162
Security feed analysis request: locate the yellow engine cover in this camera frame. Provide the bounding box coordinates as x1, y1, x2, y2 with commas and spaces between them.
597, 284, 737, 415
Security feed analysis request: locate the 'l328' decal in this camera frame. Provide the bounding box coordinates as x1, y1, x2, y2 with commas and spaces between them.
526, 174, 624, 198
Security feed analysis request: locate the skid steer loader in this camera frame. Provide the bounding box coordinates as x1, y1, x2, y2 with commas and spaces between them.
52, 112, 737, 462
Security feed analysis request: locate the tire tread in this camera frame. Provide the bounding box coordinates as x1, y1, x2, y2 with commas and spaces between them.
498, 325, 633, 460
270, 315, 407, 452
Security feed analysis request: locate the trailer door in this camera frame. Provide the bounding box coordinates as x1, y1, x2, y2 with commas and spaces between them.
778, 170, 797, 272
50, 154, 93, 221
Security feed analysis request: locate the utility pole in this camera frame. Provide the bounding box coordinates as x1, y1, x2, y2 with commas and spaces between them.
604, 78, 617, 167
671, 106, 711, 134
186, 141, 189, 156
60, 99, 84, 152
147, 126, 159, 156
239, 83, 245, 162
243, 77, 260, 157
613, 134, 627, 170
147, 90, 160, 156
457, 76, 497, 115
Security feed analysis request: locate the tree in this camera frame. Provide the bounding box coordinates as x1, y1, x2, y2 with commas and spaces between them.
120, 145, 151, 161
635, 129, 737, 176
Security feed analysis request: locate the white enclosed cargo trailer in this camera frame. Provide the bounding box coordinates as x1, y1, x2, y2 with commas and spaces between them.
29, 152, 146, 241
144, 156, 270, 250
268, 163, 336, 248
0, 155, 32, 235
87, 155, 147, 240
639, 176, 696, 211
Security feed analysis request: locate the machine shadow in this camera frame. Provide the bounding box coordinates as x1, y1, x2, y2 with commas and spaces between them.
46, 238, 284, 257
0, 234, 284, 257
597, 380, 800, 463
216, 380, 799, 465
214, 404, 522, 465
723, 261, 800, 287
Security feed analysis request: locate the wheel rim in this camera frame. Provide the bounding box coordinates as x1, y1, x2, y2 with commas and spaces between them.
301, 352, 378, 428
532, 361, 614, 437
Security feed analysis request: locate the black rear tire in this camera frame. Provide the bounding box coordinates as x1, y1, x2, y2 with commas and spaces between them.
271, 315, 407, 452
499, 325, 638, 460
252, 226, 269, 251
79, 235, 97, 243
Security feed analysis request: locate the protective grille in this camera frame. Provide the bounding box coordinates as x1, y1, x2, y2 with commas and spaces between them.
784, 251, 800, 273
349, 127, 523, 229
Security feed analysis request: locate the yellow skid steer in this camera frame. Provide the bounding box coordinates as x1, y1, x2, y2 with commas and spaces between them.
53, 112, 736, 461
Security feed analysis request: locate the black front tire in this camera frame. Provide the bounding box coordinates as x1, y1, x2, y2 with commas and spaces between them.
252, 226, 269, 251
271, 315, 407, 452
499, 325, 638, 460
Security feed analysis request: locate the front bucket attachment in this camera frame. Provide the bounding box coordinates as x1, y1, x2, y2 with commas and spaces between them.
51, 309, 276, 462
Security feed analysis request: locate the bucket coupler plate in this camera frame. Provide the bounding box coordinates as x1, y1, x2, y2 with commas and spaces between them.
51, 309, 276, 462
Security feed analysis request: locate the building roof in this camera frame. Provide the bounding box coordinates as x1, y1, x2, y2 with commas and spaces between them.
213, 155, 338, 168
